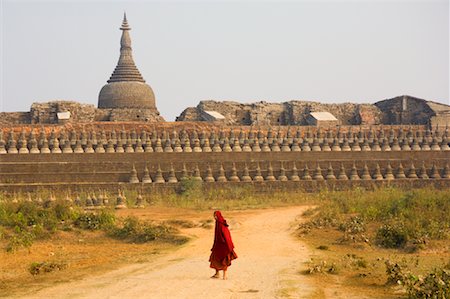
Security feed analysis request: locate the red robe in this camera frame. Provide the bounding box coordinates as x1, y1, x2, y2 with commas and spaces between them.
209, 211, 238, 270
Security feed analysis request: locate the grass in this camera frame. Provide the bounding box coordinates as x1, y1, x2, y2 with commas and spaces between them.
1, 182, 317, 212
0, 200, 190, 296
1, 186, 449, 298
108, 216, 188, 245
0, 201, 76, 252
1, 186, 448, 251
147, 181, 318, 210
73, 211, 116, 230
0, 230, 174, 297
297, 187, 450, 298
385, 259, 450, 298
0, 200, 187, 252
301, 187, 450, 248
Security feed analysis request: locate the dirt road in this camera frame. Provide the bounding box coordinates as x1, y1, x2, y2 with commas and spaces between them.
18, 206, 316, 299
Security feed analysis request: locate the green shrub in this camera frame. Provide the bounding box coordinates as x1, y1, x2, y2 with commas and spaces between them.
407, 266, 450, 298
73, 211, 115, 230
302, 208, 318, 217
336, 216, 370, 244
109, 216, 140, 239
0, 198, 191, 252
385, 260, 450, 298
0, 202, 117, 251
6, 226, 35, 252
0, 201, 75, 233
355, 258, 368, 269
307, 206, 342, 228
385, 260, 408, 285
53, 202, 74, 221
177, 177, 202, 196
338, 216, 366, 234
301, 188, 449, 250
108, 216, 188, 244
0, 201, 79, 252
344, 254, 368, 269
376, 222, 408, 248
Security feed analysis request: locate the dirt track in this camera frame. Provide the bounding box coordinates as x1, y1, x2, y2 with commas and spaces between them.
17, 206, 316, 299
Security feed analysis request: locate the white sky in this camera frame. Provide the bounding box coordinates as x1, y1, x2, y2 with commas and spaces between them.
1, 0, 449, 121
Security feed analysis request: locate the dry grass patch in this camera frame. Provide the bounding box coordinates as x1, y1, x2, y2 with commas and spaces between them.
297, 188, 450, 298
0, 204, 196, 297
299, 228, 450, 298
0, 230, 174, 297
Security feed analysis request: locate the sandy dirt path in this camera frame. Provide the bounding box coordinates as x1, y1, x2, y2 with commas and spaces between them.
17, 206, 316, 299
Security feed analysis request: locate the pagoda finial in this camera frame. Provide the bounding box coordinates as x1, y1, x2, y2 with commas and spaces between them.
121, 12, 130, 30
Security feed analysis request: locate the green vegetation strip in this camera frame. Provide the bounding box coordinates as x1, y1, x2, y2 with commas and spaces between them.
0, 202, 187, 253
299, 188, 450, 298
301, 188, 450, 250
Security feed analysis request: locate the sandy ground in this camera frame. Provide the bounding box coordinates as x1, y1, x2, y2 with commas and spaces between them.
16, 206, 317, 299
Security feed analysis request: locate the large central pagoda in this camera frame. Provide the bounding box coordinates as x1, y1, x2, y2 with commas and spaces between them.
98, 14, 163, 121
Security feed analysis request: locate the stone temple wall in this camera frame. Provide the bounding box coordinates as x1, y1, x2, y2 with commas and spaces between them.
176, 100, 382, 126
1, 96, 447, 126
0, 112, 31, 125
431, 113, 450, 128
177, 96, 450, 126
375, 96, 434, 125
30, 101, 97, 124
107, 108, 164, 122
375, 96, 450, 126
1, 126, 449, 193
0, 101, 164, 124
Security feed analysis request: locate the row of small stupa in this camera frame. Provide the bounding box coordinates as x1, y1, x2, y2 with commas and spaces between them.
126, 161, 450, 184
1, 127, 449, 153
6, 192, 140, 210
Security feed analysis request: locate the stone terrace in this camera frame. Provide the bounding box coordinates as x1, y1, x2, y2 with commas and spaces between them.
0, 125, 449, 194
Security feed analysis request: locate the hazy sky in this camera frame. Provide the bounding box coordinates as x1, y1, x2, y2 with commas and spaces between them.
1, 0, 449, 121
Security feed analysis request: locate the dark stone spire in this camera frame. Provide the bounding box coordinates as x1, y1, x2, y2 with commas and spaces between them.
107, 13, 145, 83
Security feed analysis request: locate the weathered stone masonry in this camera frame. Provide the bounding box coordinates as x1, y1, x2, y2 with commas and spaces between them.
1, 126, 449, 194
176, 96, 450, 127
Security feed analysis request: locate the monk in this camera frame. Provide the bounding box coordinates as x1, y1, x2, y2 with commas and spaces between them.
209, 210, 237, 280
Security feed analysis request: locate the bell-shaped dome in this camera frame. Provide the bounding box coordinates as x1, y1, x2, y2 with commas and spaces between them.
98, 82, 155, 109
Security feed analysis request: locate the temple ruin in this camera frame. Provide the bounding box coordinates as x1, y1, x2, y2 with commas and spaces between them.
97, 14, 163, 122
0, 14, 163, 125
0, 15, 449, 200
0, 125, 449, 195
176, 96, 450, 127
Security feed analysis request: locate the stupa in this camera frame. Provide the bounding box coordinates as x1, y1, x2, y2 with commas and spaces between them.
98, 14, 163, 121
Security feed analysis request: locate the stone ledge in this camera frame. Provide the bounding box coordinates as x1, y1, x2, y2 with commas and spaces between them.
1, 179, 449, 194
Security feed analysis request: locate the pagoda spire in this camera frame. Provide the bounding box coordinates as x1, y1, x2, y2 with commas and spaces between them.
107, 13, 145, 83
